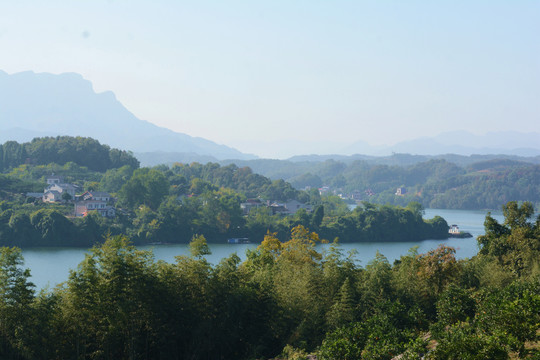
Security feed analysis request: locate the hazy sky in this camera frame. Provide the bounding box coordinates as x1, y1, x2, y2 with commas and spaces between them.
1, 1, 539, 157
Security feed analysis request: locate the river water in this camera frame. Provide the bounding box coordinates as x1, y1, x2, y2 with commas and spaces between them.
21, 208, 504, 289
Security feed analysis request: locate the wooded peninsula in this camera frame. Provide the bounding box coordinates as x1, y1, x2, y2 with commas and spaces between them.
0, 136, 448, 248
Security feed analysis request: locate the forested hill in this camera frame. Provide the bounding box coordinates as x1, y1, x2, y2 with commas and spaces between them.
0, 137, 448, 247
4, 136, 539, 211
138, 152, 540, 210
0, 136, 139, 172
220, 157, 540, 210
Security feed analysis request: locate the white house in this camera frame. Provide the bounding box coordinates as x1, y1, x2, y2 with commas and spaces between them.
284, 200, 312, 214
46, 175, 64, 186
49, 183, 76, 197
395, 187, 407, 196
81, 191, 112, 202
74, 191, 115, 217
449, 224, 460, 234
43, 190, 62, 203
240, 199, 264, 215
269, 200, 312, 215
75, 200, 116, 218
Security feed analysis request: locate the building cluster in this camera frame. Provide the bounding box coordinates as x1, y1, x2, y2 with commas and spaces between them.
27, 175, 116, 218
240, 199, 312, 216
313, 185, 408, 201
316, 186, 375, 202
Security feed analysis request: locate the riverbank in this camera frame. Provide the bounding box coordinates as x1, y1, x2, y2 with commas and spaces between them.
20, 208, 504, 289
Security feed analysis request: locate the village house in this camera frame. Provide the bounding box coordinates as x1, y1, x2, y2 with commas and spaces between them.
269, 203, 288, 215
46, 174, 64, 185
240, 198, 264, 215
269, 200, 312, 215
46, 183, 77, 198
284, 199, 312, 214
74, 191, 115, 218
351, 190, 363, 201
42, 175, 78, 203
395, 187, 407, 196
318, 186, 331, 195
80, 191, 112, 202
449, 224, 460, 234
75, 200, 116, 217
43, 190, 62, 203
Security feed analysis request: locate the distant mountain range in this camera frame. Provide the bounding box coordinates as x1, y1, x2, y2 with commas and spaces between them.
0, 70, 255, 160
342, 131, 540, 157
348, 131, 540, 157
1, 70, 539, 164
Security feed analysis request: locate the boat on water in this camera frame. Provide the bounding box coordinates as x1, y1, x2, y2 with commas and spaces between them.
227, 238, 250, 244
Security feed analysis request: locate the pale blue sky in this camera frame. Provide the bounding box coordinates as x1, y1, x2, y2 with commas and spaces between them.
1, 1, 539, 157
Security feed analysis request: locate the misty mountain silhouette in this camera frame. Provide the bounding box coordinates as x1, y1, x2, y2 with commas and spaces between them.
0, 70, 255, 160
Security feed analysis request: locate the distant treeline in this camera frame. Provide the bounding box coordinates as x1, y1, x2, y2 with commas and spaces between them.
0, 201, 538, 359
219, 157, 540, 210
0, 136, 139, 172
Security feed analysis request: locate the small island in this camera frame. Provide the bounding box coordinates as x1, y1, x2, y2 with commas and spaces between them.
448, 224, 473, 238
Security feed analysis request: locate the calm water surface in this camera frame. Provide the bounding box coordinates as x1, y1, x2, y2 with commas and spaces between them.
22, 208, 504, 289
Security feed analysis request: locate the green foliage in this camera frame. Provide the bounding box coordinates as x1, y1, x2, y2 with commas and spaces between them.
189, 234, 211, 258
0, 204, 538, 359
99, 165, 135, 193
0, 247, 36, 359
118, 168, 169, 210
435, 285, 476, 326
1, 141, 539, 358
25, 136, 139, 171
262, 179, 299, 201
429, 322, 509, 360
475, 281, 540, 356
319, 301, 423, 360
1, 137, 138, 173
478, 201, 540, 278
170, 162, 272, 198
318, 322, 367, 360
240, 156, 540, 210
321, 203, 448, 243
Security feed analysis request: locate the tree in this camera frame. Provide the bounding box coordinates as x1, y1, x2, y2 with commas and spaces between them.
189, 234, 211, 258
318, 322, 367, 360
326, 277, 356, 329
478, 201, 539, 277
417, 245, 459, 297
118, 168, 169, 210
100, 165, 135, 193
0, 247, 35, 358
61, 191, 72, 202
311, 205, 324, 229
63, 235, 163, 359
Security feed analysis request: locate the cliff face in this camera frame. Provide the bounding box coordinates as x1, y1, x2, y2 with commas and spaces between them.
0, 70, 255, 160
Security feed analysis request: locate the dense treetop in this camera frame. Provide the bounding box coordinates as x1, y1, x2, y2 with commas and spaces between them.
0, 201, 538, 359
0, 136, 139, 172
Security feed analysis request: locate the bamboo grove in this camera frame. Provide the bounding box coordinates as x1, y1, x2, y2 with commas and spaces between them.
0, 201, 538, 359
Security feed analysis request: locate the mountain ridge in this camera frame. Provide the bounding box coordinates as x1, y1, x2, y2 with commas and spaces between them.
2, 70, 539, 161
0, 70, 256, 160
